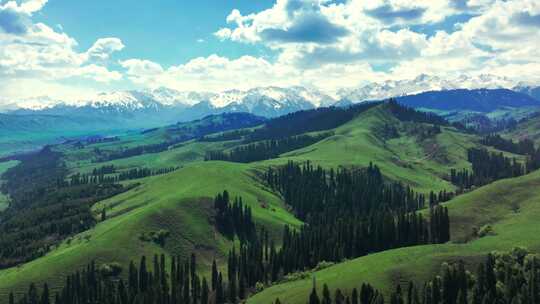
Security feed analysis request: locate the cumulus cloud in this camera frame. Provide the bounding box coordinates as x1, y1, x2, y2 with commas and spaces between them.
85, 38, 125, 61
0, 0, 125, 101
203, 0, 539, 90
2, 0, 540, 101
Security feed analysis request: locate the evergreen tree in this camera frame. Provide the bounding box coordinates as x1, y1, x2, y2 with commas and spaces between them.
201, 277, 209, 304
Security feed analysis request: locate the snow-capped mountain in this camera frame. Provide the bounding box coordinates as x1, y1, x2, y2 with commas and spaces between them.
3, 86, 336, 131
8, 86, 335, 119
338, 74, 517, 103
208, 86, 335, 109
147, 87, 214, 107
4, 74, 537, 132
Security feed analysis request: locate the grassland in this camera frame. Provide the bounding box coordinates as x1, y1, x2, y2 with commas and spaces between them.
247, 169, 540, 304
0, 104, 508, 301
261, 106, 477, 193
0, 161, 300, 299
503, 113, 540, 144
0, 160, 19, 211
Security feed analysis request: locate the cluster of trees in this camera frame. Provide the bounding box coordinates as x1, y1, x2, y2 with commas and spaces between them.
278, 207, 449, 272
480, 134, 540, 173
205, 133, 333, 163
462, 115, 518, 134
0, 181, 128, 268
256, 162, 450, 276
390, 248, 539, 304
93, 139, 188, 162
85, 136, 120, 145
0, 147, 130, 268
246, 103, 381, 142
67, 167, 178, 186
450, 148, 524, 189
9, 254, 219, 304
213, 191, 256, 242
72, 137, 120, 149
480, 134, 535, 155
199, 129, 253, 142
295, 248, 539, 304
264, 161, 427, 220
387, 100, 448, 126
427, 190, 453, 207
300, 282, 385, 304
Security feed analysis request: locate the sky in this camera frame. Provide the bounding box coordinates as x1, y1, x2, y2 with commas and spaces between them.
0, 0, 539, 101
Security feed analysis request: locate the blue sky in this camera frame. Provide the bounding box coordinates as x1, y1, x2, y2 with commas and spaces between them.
0, 0, 538, 101
32, 0, 272, 66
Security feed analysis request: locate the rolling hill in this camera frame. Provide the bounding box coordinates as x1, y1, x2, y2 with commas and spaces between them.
0, 101, 532, 303
247, 168, 540, 303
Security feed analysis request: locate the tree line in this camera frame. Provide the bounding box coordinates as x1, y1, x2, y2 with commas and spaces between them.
93, 138, 190, 163
199, 129, 253, 142
292, 248, 538, 304
264, 161, 428, 219
9, 254, 216, 304
0, 147, 131, 268
245, 102, 381, 142
480, 133, 540, 174
204, 133, 333, 163
387, 100, 449, 126
67, 166, 178, 186
450, 148, 524, 189
213, 191, 256, 242
226, 162, 450, 283
480, 134, 535, 155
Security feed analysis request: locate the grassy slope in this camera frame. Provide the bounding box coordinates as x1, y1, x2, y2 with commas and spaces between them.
262, 106, 476, 193
502, 114, 540, 144
0, 161, 300, 299
64, 140, 227, 175
0, 160, 19, 211
248, 169, 540, 304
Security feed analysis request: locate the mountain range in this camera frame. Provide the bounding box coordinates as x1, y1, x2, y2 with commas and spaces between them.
1, 74, 539, 133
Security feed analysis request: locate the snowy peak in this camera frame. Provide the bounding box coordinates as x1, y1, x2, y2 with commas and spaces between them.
14, 96, 66, 111
339, 74, 518, 103
146, 87, 213, 106
208, 86, 336, 109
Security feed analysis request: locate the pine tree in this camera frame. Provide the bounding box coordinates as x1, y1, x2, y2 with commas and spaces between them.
309, 286, 321, 304
216, 272, 224, 304
352, 288, 359, 304
322, 284, 331, 304
201, 277, 209, 304
212, 259, 218, 291
40, 283, 49, 304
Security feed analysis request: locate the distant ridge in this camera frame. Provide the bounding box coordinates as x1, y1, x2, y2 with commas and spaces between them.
394, 88, 540, 112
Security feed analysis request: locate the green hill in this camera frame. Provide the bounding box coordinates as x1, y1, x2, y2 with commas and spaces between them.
0, 161, 18, 211
0, 161, 300, 299
503, 113, 540, 144
264, 105, 476, 193
0, 103, 505, 301
247, 169, 540, 304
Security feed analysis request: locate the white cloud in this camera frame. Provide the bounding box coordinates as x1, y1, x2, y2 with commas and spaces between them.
1, 0, 48, 14
85, 38, 125, 61
0, 0, 125, 100
1, 0, 539, 103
